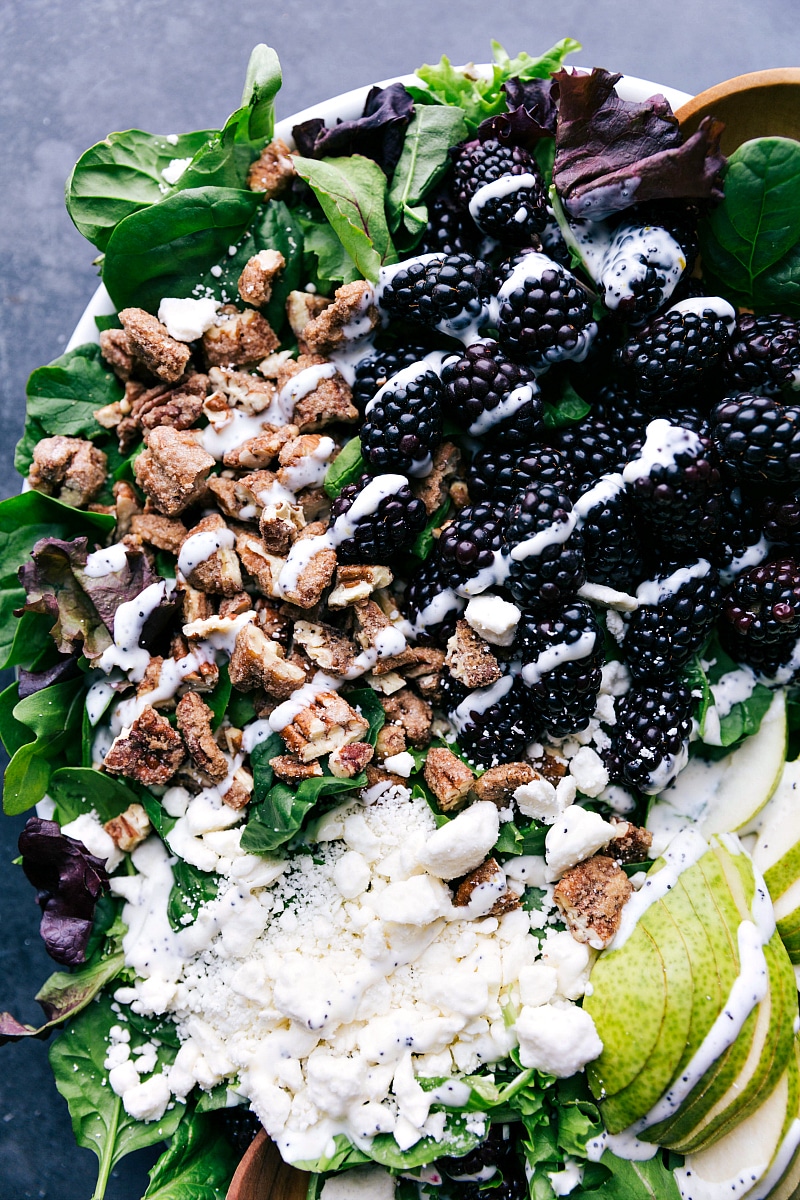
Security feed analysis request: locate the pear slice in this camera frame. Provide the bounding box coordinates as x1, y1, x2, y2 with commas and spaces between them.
753, 759, 800, 963
599, 895, 695, 1133
585, 920, 668, 1101
647, 691, 787, 855
673, 1047, 798, 1200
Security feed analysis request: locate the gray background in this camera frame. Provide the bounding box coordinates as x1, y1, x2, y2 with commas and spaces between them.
1, 1, 799, 1195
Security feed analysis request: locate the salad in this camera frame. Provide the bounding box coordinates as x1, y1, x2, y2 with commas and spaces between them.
3, 31, 800, 1200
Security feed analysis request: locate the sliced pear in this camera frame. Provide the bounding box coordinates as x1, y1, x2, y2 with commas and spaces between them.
753, 759, 800, 964
647, 691, 787, 855
673, 1051, 797, 1200
585, 921, 668, 1101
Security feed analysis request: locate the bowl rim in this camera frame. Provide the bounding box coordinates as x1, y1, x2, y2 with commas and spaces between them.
64, 66, 692, 353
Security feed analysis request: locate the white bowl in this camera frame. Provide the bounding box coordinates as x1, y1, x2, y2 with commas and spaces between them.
64, 69, 692, 352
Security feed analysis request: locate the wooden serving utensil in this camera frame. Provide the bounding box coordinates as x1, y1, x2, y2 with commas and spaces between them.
226, 1130, 309, 1200
676, 67, 800, 152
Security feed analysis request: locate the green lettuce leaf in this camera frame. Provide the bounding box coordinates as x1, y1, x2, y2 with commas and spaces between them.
0, 952, 124, 1043
324, 436, 365, 498
48, 766, 141, 824
143, 1109, 238, 1199
302, 218, 362, 286
3, 678, 86, 814
387, 104, 467, 241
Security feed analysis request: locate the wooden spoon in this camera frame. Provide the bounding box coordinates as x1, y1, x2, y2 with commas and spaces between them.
226, 1130, 309, 1200
676, 67, 800, 152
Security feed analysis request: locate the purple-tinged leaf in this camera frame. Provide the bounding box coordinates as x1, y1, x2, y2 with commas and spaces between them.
17, 650, 82, 699
478, 77, 558, 148
0, 951, 124, 1044
293, 83, 415, 174
18, 537, 110, 659
19, 817, 109, 965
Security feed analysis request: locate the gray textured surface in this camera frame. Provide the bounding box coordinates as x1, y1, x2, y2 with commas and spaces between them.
1, 1, 799, 1196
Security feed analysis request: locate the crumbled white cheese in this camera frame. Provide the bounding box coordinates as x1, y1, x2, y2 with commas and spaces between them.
416, 803, 500, 880
382, 751, 415, 777
604, 608, 626, 646
61, 810, 124, 872
514, 1003, 602, 1076
514, 776, 575, 824
518, 962, 558, 1007
599, 660, 630, 697
372, 875, 452, 925
121, 1072, 172, 1121
161, 156, 192, 184
545, 806, 616, 880
463, 594, 521, 646
568, 747, 609, 798
541, 930, 594, 1000
157, 296, 220, 342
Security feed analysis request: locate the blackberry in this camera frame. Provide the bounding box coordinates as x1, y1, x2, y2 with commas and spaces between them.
467, 445, 571, 506
360, 364, 443, 472
437, 500, 508, 594
453, 137, 548, 245
330, 473, 427, 564
724, 313, 800, 395
621, 559, 722, 681
549, 416, 626, 492
504, 483, 585, 610
377, 252, 491, 341
494, 251, 597, 367
598, 220, 689, 323
712, 487, 769, 584
719, 557, 800, 676
403, 557, 464, 646
591, 382, 650, 452
517, 602, 605, 738
710, 394, 800, 487
442, 671, 537, 768
617, 302, 732, 406
574, 473, 646, 591
441, 340, 543, 443
419, 184, 483, 257
622, 418, 722, 556
762, 492, 800, 549
351, 344, 431, 415
540, 217, 574, 267
607, 680, 694, 794
439, 1125, 527, 1200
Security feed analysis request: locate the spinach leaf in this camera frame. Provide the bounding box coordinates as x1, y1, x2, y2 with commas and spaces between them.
0, 681, 34, 757
168, 860, 219, 932
293, 1133, 372, 1174
49, 994, 184, 1199
65, 129, 215, 251
3, 678, 85, 814
0, 951, 124, 1042
102, 186, 262, 312
15, 342, 123, 476
143, 1109, 237, 1199
302, 218, 361, 286
48, 767, 140, 824
542, 380, 591, 429
700, 136, 800, 314
324, 436, 365, 497
410, 498, 450, 559
368, 1121, 481, 1169
387, 105, 467, 241
205, 663, 232, 731
345, 686, 386, 745
241, 772, 365, 854
694, 633, 776, 748
293, 154, 397, 282
495, 818, 547, 858
249, 731, 284, 803
142, 793, 178, 840
4, 609, 56, 671
175, 110, 259, 193
239, 42, 283, 144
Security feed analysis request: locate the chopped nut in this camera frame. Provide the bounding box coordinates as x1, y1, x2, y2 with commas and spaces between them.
179, 514, 243, 596
445, 620, 501, 689
280, 692, 369, 762
113, 480, 142, 538
301, 281, 379, 356
328, 741, 374, 779
179, 582, 214, 625
246, 138, 295, 198
119, 307, 191, 383
328, 563, 394, 608
270, 754, 324, 782
276, 354, 357, 431
375, 723, 407, 761
531, 750, 569, 786
293, 620, 358, 676
223, 767, 253, 810
380, 688, 432, 748
94, 400, 125, 430
176, 691, 229, 783
411, 441, 462, 516
423, 747, 475, 812
207, 366, 277, 415
553, 855, 633, 949
238, 249, 285, 307
223, 425, 298, 470
104, 705, 185, 785
255, 597, 291, 646
609, 819, 653, 864
279, 525, 337, 609
29, 436, 108, 508
286, 291, 332, 344
362, 763, 406, 793
471, 762, 536, 807
130, 513, 187, 556
229, 622, 306, 698
219, 592, 253, 618
203, 305, 279, 367
454, 857, 520, 917
396, 647, 446, 700
134, 426, 214, 516
103, 803, 152, 852
99, 328, 135, 381
236, 531, 285, 596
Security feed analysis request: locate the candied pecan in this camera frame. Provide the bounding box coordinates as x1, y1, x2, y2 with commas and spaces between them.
411, 441, 462, 516
554, 855, 633, 950
179, 582, 214, 625
246, 138, 295, 198
99, 328, 135, 381
238, 249, 285, 307
223, 425, 298, 470
471, 763, 535, 807
292, 620, 358, 676
229, 623, 306, 698
279, 692, 369, 762
301, 281, 379, 355
609, 819, 653, 864
113, 480, 143, 538
134, 427, 214, 516
223, 768, 253, 810
119, 308, 191, 383
203, 306, 279, 367
270, 755, 323, 782
219, 592, 253, 619
328, 564, 394, 609
329, 742, 374, 779
29, 436, 108, 508
275, 354, 357, 431
423, 747, 474, 812
531, 750, 569, 786
103, 803, 152, 852
380, 688, 432, 748
208, 366, 277, 415
236, 531, 284, 596
454, 858, 520, 917
176, 691, 229, 783
178, 514, 242, 596
445, 620, 501, 689
279, 524, 336, 609
286, 291, 332, 345
375, 722, 407, 760
103, 706, 185, 785
130, 514, 187, 556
